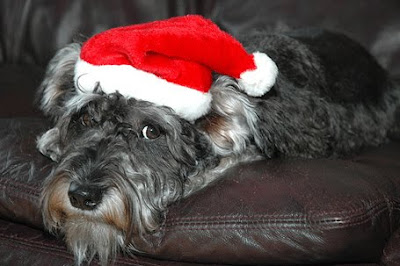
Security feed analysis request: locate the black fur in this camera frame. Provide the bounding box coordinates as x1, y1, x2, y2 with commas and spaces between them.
239, 29, 399, 157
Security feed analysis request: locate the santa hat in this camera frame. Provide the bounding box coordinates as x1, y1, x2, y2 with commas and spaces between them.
74, 15, 278, 121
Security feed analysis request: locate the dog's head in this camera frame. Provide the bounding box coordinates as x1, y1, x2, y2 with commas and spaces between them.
37, 43, 219, 263
37, 43, 260, 264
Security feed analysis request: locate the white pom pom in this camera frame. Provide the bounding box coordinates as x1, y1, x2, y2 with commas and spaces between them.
238, 52, 278, 97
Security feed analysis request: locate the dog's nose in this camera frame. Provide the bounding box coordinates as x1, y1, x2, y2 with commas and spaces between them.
68, 182, 103, 211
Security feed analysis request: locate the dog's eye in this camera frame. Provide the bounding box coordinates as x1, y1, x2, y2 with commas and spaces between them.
80, 113, 95, 127
141, 124, 161, 140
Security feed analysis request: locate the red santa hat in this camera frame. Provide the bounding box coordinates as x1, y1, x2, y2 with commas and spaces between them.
74, 15, 278, 121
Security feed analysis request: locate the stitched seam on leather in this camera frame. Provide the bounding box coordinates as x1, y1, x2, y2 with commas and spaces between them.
0, 178, 41, 191
0, 182, 40, 199
164, 202, 400, 231
0, 190, 38, 202
170, 198, 400, 220
0, 241, 74, 263
166, 199, 399, 222
167, 205, 400, 228
0, 185, 39, 203
0, 232, 72, 258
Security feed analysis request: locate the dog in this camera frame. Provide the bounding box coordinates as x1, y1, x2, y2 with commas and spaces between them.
36, 25, 400, 265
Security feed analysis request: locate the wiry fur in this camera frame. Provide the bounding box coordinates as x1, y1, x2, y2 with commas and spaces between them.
36, 28, 400, 265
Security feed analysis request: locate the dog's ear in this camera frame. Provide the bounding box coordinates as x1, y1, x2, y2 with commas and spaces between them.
196, 76, 261, 157
37, 43, 81, 120
36, 127, 62, 162
173, 120, 218, 171
36, 116, 71, 162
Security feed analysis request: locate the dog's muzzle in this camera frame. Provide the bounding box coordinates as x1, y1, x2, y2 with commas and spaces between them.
68, 181, 103, 210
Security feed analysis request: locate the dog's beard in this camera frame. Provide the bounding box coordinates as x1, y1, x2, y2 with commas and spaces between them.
42, 173, 184, 265
40, 144, 188, 265
64, 216, 125, 265
41, 171, 129, 265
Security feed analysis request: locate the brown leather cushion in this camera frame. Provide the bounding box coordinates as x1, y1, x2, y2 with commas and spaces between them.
0, 118, 399, 264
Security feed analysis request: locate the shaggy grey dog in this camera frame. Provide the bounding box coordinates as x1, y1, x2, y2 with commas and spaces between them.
36, 28, 400, 265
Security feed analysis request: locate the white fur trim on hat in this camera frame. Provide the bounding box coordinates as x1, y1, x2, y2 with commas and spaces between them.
238, 52, 279, 97
74, 59, 212, 121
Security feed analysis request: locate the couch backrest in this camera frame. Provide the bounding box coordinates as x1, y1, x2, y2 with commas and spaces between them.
1, 0, 399, 76
0, 0, 215, 67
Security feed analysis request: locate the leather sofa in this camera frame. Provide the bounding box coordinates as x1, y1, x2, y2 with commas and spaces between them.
1, 1, 400, 265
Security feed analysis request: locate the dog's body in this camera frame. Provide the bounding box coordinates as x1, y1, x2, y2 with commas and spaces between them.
37, 28, 400, 264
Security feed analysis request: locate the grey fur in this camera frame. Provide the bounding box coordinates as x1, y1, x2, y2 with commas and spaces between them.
36, 29, 400, 265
